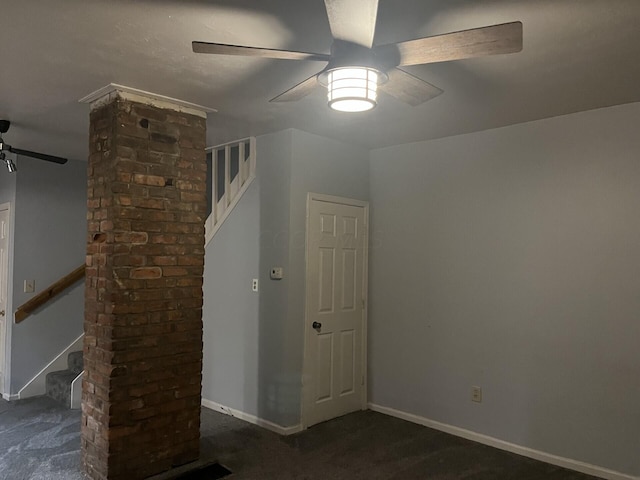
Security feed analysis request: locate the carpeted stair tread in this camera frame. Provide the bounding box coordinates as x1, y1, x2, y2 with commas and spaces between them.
46, 370, 78, 408
67, 351, 84, 374
45, 351, 84, 408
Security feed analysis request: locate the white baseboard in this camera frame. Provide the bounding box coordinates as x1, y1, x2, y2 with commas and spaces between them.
2, 393, 19, 401
201, 398, 303, 436
368, 403, 638, 480
18, 334, 84, 399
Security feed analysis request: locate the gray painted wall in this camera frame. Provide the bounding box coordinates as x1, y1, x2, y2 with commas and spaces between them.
10, 156, 86, 393
202, 130, 295, 426
368, 103, 640, 476
202, 129, 369, 428
256, 129, 297, 426
202, 180, 260, 414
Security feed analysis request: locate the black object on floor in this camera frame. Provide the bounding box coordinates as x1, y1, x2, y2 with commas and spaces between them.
172, 462, 232, 479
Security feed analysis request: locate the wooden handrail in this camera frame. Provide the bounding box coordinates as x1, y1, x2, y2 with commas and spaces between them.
14, 264, 86, 323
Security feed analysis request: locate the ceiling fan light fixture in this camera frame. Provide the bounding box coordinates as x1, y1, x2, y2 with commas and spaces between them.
326, 67, 380, 112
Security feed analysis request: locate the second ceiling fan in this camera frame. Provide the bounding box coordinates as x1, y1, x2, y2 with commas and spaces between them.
193, 0, 523, 112
0, 120, 68, 172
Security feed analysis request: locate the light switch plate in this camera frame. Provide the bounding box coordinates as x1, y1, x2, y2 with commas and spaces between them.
24, 280, 35, 293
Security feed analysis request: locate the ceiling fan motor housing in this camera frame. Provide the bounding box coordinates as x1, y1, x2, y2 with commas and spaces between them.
318, 40, 389, 86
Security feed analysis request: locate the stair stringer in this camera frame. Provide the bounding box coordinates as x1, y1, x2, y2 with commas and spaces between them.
17, 333, 83, 399
205, 175, 256, 245
70, 371, 83, 409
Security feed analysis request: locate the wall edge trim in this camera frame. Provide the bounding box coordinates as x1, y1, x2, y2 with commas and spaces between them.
201, 398, 303, 436
368, 403, 638, 480
79, 83, 217, 117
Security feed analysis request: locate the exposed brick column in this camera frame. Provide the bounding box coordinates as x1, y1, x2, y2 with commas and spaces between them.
82, 89, 208, 480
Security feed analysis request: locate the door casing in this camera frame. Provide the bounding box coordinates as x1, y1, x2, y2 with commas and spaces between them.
0, 202, 12, 398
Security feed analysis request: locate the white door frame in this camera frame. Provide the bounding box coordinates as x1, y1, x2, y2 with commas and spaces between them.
0, 202, 13, 399
301, 192, 369, 429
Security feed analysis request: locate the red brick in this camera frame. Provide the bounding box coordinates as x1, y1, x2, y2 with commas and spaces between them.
130, 267, 162, 279
83, 96, 205, 480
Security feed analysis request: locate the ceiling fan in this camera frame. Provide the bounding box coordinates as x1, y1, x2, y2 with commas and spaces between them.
0, 120, 68, 172
192, 0, 522, 112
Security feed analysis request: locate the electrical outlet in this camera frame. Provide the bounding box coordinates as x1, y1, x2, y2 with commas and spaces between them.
252, 278, 259, 292
24, 280, 35, 293
471, 386, 482, 403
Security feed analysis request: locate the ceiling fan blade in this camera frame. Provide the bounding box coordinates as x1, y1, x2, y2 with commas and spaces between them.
270, 74, 319, 103
9, 147, 68, 164
192, 42, 330, 62
380, 68, 443, 106
376, 21, 523, 66
324, 0, 379, 48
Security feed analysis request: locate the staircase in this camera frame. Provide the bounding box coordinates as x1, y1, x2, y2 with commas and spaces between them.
205, 137, 256, 245
45, 350, 83, 408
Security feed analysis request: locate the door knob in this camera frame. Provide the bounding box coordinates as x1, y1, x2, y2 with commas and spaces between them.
312, 321, 322, 330
0, 310, 4, 317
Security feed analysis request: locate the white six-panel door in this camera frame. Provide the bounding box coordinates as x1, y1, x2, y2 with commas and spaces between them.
303, 194, 368, 428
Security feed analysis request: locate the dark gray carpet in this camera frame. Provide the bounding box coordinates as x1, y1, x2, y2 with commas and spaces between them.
0, 397, 601, 480
0, 396, 83, 480
199, 409, 600, 480
0, 399, 12, 415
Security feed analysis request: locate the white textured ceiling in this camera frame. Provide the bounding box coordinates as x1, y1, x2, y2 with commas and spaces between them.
1, 0, 639, 162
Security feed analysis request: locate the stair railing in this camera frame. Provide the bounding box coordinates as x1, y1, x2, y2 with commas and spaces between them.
14, 264, 85, 323
205, 137, 256, 245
